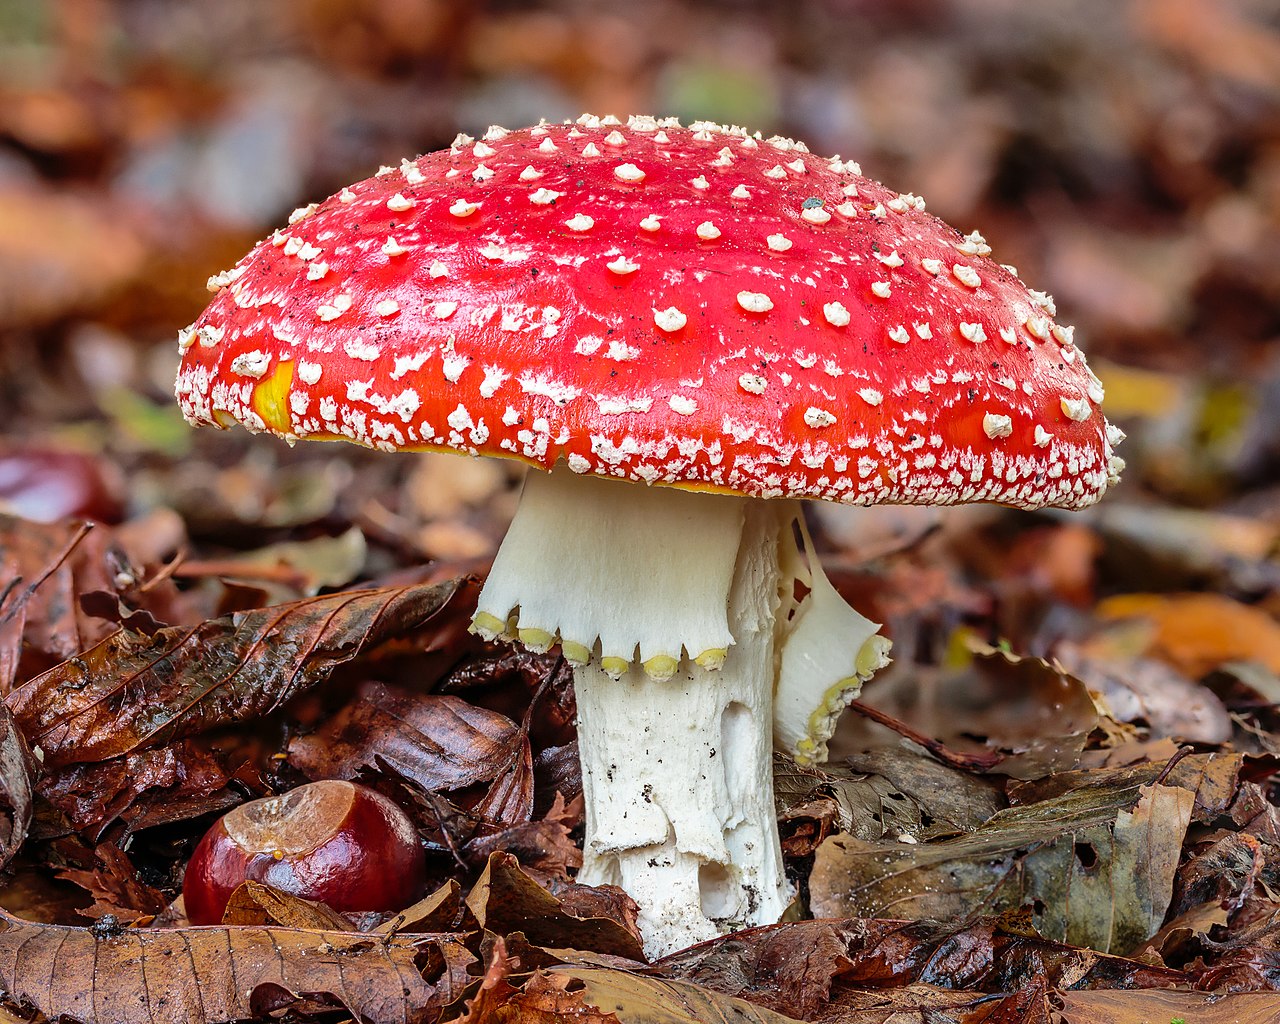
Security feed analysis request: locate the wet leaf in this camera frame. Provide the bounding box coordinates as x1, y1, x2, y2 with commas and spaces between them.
289, 680, 521, 793
35, 740, 234, 841
0, 906, 474, 1024
7, 577, 464, 768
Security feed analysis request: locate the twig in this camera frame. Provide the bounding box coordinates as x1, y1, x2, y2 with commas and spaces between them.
845, 698, 1005, 772
0, 521, 95, 627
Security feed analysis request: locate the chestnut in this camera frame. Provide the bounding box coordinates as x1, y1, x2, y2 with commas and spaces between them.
184, 780, 426, 925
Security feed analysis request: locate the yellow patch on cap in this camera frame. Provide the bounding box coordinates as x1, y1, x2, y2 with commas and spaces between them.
251, 358, 296, 435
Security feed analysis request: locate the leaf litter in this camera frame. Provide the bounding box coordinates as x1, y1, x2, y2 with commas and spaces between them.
1, 0, 1280, 1021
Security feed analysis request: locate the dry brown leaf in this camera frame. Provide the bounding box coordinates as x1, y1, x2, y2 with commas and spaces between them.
1055, 988, 1280, 1023
1096, 592, 1280, 676
0, 702, 33, 874
548, 965, 804, 1024
222, 879, 358, 931
466, 852, 644, 961
0, 907, 474, 1024
811, 772, 1195, 954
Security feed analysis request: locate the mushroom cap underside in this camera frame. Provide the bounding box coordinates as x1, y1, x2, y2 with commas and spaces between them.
176, 114, 1121, 509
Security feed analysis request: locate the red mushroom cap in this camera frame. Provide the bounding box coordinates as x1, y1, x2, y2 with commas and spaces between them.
176, 115, 1121, 508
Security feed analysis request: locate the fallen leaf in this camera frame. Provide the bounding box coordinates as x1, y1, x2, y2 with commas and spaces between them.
56, 843, 167, 923
35, 740, 234, 841
1096, 592, 1280, 676
467, 792, 585, 877
1056, 988, 1280, 1023
0, 907, 474, 1024
289, 681, 522, 793
548, 965, 804, 1024
810, 774, 1195, 954
846, 638, 1098, 781
775, 747, 1003, 844
7, 577, 463, 768
466, 851, 644, 960
0, 702, 33, 871
222, 879, 358, 931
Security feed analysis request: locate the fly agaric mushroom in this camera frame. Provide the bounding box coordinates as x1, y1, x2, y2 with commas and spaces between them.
175, 114, 1123, 957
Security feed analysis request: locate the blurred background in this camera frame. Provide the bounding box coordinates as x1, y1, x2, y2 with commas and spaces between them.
0, 0, 1277, 567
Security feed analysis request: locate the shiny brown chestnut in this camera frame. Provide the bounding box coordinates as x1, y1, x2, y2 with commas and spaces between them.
183, 780, 426, 925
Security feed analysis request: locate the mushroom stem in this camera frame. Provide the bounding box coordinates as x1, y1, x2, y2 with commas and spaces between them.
471, 468, 890, 956
573, 497, 792, 957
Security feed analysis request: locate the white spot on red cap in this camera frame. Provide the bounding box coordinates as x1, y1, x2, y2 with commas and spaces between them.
614, 163, 645, 183
1024, 316, 1050, 339
1061, 396, 1092, 421
888, 325, 910, 344
858, 388, 883, 406
697, 222, 722, 241
731, 184, 750, 199
306, 262, 328, 281
640, 214, 662, 232
435, 301, 458, 319
449, 199, 480, 217
519, 166, 543, 181
801, 205, 831, 225
823, 302, 850, 327
739, 373, 768, 394
317, 294, 352, 322
654, 307, 687, 332
805, 407, 836, 428
375, 299, 399, 317
538, 137, 558, 153
767, 234, 792, 252
338, 187, 356, 204
230, 351, 271, 378
387, 193, 414, 212
871, 281, 891, 298
607, 256, 640, 274
691, 176, 710, 190
737, 291, 773, 313
1034, 425, 1053, 447
566, 213, 595, 231
959, 322, 987, 343
875, 250, 904, 268
382, 237, 407, 256
669, 394, 697, 415
953, 264, 982, 288
983, 413, 1013, 439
